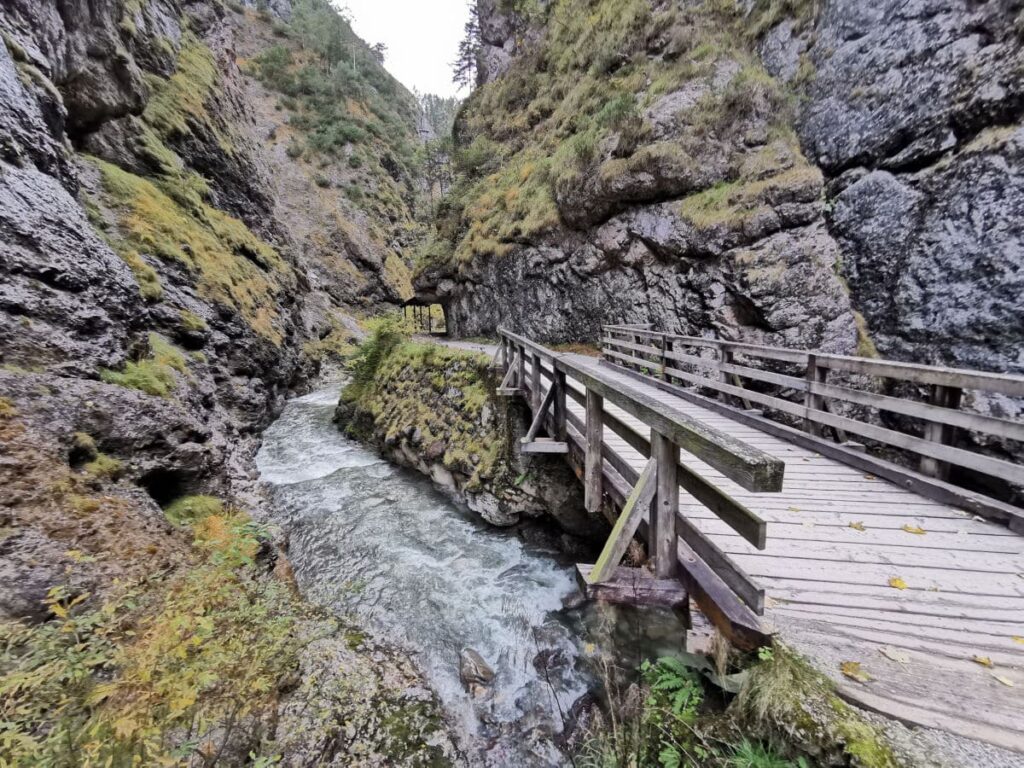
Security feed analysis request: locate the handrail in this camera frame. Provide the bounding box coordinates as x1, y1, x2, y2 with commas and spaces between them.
499, 328, 785, 493
600, 325, 1024, 493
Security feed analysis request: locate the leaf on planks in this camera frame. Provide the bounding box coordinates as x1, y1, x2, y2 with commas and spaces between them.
840, 660, 872, 683
849, 521, 866, 532
972, 655, 994, 668
888, 576, 908, 590
901, 524, 926, 535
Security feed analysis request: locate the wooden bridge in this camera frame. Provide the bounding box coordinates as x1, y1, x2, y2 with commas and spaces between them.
494, 325, 1024, 753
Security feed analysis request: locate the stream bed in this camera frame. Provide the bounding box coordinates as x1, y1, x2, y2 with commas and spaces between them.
256, 380, 687, 765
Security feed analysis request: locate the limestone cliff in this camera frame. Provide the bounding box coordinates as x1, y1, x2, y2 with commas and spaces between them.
416, 0, 1024, 378
0, 0, 452, 762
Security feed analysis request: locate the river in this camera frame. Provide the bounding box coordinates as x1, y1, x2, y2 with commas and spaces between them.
255, 379, 686, 765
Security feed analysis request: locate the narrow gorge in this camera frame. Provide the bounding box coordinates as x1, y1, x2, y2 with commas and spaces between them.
1, 1, 1022, 766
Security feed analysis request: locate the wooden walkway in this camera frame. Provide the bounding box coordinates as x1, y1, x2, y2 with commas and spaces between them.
492, 329, 1024, 753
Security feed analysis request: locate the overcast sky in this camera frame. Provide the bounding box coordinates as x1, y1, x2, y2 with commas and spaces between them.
341, 0, 471, 98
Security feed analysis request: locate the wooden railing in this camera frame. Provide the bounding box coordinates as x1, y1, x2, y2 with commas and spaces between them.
497, 328, 785, 645
601, 324, 1024, 523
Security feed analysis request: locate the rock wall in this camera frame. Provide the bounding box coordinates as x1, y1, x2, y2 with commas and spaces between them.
0, 0, 427, 614
418, 0, 1024, 378
334, 335, 597, 539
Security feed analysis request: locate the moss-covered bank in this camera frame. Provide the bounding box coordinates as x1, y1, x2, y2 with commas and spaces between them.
335, 323, 597, 537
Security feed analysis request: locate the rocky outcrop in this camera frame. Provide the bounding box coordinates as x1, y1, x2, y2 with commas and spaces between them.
334, 335, 597, 539
761, 0, 1024, 374
417, 0, 859, 356
419, 0, 1023, 380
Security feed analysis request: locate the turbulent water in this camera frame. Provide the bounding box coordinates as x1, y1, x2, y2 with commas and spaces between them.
256, 380, 686, 765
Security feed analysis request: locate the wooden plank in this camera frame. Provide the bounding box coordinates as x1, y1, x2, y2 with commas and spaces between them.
651, 431, 678, 579
597, 404, 767, 548
553, 369, 567, 442
604, 362, 1024, 530
520, 438, 569, 454
576, 564, 688, 609
523, 384, 555, 442
815, 353, 1024, 397
571, 359, 785, 492
599, 326, 1024, 396
585, 389, 603, 514
810, 378, 1024, 442
676, 538, 770, 650
676, 513, 765, 614
588, 459, 657, 584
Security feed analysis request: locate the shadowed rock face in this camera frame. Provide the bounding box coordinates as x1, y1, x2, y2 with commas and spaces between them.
768, 0, 1024, 374
423, 0, 1023, 378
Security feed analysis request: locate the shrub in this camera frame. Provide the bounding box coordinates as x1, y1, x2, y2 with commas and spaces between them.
83, 453, 125, 481
285, 140, 304, 159
313, 173, 331, 188
100, 333, 188, 398
164, 494, 224, 526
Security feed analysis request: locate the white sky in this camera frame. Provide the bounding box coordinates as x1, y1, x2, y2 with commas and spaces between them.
340, 0, 471, 98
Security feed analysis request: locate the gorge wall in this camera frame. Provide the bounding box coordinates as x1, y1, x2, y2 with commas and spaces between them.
0, 0, 422, 611
0, 1, 458, 762
416, 0, 1024, 377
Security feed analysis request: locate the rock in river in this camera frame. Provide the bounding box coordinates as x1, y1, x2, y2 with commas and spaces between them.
459, 648, 496, 694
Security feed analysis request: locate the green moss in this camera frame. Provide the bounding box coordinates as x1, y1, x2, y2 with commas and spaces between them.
0, 397, 17, 419
854, 311, 879, 358
93, 159, 289, 344
100, 333, 189, 398
143, 37, 232, 153
678, 165, 821, 228
735, 646, 900, 768
84, 453, 125, 481
71, 432, 99, 462
179, 309, 208, 333
163, 495, 225, 526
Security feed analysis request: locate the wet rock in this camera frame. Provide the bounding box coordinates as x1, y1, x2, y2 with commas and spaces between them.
459, 647, 496, 693
467, 491, 518, 527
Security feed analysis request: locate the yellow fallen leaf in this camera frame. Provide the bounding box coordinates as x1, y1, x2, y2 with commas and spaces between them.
787, 506, 800, 512
1013, 636, 1024, 645
888, 577, 908, 590
849, 521, 866, 532
972, 655, 994, 668
901, 524, 926, 535
864, 474, 875, 480
840, 661, 872, 683
879, 646, 910, 664
992, 673, 1014, 687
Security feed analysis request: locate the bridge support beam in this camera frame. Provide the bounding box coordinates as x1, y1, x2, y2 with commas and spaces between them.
651, 430, 679, 579
585, 390, 603, 514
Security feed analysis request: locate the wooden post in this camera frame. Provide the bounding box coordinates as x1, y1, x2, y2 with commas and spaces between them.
532, 353, 542, 412
651, 430, 678, 579
664, 338, 673, 384
804, 353, 826, 437
720, 345, 734, 402
553, 368, 567, 441
659, 334, 668, 380
517, 345, 526, 391
427, 305, 432, 334
920, 384, 962, 480
585, 389, 604, 514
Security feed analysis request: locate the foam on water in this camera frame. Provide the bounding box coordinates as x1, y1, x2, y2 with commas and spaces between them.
256, 380, 687, 765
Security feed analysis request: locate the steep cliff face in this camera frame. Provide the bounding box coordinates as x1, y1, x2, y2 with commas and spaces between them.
0, 0, 422, 612
0, 0, 454, 761
417, 0, 1024, 377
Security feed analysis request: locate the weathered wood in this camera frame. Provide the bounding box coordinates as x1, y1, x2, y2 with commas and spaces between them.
523, 384, 555, 443
553, 369, 567, 442
517, 345, 526, 392
588, 458, 657, 584
651, 431, 678, 579
579, 361, 784, 492
585, 389, 604, 514
531, 352, 542, 413
520, 437, 569, 454
676, 538, 770, 650
920, 384, 962, 480
804, 354, 826, 438
576, 564, 688, 609
676, 513, 765, 614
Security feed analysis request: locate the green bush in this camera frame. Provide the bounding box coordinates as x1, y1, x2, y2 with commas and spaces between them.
163, 494, 224, 526
313, 173, 331, 188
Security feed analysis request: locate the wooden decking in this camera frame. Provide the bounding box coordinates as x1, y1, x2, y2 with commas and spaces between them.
554, 353, 1024, 752
486, 324, 1024, 754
